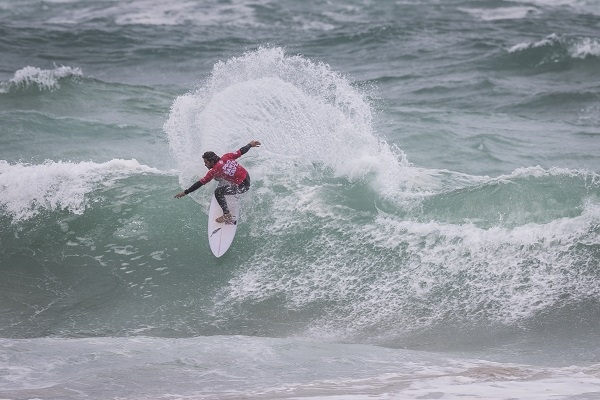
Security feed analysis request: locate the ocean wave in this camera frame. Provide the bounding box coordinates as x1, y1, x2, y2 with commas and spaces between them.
44, 0, 259, 27
215, 197, 600, 342
0, 159, 170, 222
413, 166, 600, 230
496, 165, 600, 182
460, 6, 540, 21
513, 0, 600, 16
210, 163, 600, 342
508, 33, 600, 61
0, 65, 83, 94
1, 157, 598, 342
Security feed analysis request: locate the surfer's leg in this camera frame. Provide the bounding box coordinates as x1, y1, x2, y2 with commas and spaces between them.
214, 177, 250, 222
237, 175, 250, 194
214, 186, 232, 214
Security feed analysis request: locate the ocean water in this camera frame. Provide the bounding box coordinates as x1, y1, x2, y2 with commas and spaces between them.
1, 0, 600, 399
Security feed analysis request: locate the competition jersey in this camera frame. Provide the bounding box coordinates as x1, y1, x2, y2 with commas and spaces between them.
199, 150, 248, 185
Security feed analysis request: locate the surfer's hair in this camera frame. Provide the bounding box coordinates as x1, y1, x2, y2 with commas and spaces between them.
202, 151, 220, 164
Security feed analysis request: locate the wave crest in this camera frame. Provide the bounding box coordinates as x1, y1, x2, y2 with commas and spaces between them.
0, 159, 165, 222
508, 34, 600, 64
0, 65, 83, 94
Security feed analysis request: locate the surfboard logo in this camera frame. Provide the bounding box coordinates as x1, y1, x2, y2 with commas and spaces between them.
210, 227, 221, 238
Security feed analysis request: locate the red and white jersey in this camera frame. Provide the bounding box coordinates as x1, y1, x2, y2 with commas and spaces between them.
199, 150, 248, 185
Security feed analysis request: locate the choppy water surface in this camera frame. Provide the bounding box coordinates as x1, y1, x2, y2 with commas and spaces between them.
1, 1, 599, 399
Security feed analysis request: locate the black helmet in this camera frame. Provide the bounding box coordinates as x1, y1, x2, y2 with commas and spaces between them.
202, 151, 220, 164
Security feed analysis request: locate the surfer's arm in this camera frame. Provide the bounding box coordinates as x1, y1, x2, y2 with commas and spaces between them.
185, 169, 215, 193
239, 140, 261, 155
184, 180, 204, 194
174, 170, 215, 198
174, 180, 203, 198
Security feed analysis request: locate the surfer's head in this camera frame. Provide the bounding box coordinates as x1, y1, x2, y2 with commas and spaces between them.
202, 151, 220, 168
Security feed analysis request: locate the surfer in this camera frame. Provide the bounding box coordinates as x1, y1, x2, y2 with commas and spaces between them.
174, 140, 261, 223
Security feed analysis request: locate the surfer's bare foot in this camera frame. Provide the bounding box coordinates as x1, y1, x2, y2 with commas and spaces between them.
216, 213, 233, 224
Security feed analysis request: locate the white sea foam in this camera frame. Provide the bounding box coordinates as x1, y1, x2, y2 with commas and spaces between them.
2, 336, 599, 399
401, 363, 600, 400
569, 37, 600, 58
0, 159, 166, 222
488, 165, 600, 184
0, 65, 82, 93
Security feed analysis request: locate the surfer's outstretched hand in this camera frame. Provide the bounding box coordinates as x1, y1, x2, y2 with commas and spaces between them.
249, 140, 261, 147
174, 192, 186, 198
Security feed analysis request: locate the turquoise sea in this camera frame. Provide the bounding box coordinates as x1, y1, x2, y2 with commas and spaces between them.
1, 1, 600, 399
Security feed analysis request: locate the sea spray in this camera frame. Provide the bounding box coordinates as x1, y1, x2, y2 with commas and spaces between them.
164, 47, 413, 201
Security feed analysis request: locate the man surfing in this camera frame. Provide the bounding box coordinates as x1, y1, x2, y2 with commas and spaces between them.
174, 140, 261, 223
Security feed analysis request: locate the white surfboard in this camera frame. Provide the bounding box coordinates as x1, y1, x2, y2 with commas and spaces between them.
207, 191, 240, 257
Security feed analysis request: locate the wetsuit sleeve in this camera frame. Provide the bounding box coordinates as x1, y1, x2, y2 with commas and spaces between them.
239, 144, 252, 155
199, 168, 216, 185
184, 169, 216, 194
184, 181, 203, 194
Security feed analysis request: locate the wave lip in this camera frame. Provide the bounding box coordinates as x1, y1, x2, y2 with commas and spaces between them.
0, 65, 83, 94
